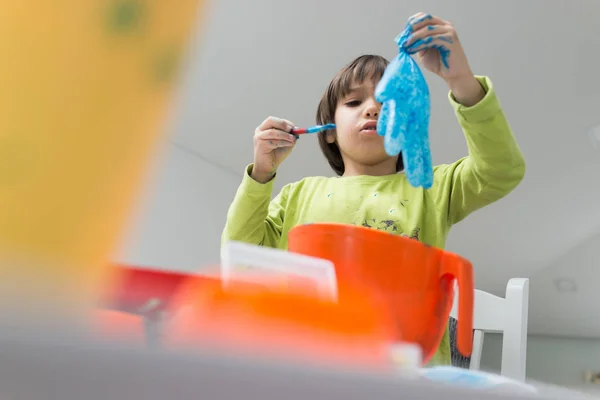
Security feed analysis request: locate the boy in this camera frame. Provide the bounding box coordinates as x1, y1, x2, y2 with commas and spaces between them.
221, 12, 525, 365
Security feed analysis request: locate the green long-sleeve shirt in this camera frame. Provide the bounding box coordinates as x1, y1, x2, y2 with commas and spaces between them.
222, 76, 525, 366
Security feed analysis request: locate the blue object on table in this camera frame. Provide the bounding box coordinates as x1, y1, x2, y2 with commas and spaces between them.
419, 366, 538, 394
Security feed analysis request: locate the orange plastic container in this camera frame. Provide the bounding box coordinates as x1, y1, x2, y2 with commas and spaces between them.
287, 223, 474, 364
163, 277, 396, 369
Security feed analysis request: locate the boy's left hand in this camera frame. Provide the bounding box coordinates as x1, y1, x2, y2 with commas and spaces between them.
402, 12, 484, 105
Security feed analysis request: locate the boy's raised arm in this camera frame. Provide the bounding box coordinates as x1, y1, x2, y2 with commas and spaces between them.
221, 164, 287, 248
434, 76, 526, 225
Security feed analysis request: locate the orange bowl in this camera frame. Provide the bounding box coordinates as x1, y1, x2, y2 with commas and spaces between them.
288, 223, 473, 364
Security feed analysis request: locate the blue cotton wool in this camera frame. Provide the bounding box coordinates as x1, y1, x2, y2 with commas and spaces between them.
375, 24, 434, 189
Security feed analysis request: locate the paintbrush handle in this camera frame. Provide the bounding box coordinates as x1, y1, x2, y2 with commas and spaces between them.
291, 124, 336, 135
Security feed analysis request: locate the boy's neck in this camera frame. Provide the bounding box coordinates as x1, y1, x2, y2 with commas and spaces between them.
342, 158, 398, 177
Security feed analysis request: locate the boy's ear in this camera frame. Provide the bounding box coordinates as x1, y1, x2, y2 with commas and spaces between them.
325, 129, 336, 144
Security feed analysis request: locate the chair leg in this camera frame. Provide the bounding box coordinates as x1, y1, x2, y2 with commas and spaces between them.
500, 278, 529, 381
143, 315, 163, 349
469, 330, 484, 371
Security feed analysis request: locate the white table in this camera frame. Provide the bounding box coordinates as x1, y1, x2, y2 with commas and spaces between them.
0, 325, 594, 400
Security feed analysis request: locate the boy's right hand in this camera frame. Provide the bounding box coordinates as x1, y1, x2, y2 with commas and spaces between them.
252, 116, 297, 183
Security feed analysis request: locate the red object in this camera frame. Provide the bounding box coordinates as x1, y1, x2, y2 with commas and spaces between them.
101, 265, 219, 316
287, 223, 474, 364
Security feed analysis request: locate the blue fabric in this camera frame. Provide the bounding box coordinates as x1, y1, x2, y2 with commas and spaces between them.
375, 24, 433, 189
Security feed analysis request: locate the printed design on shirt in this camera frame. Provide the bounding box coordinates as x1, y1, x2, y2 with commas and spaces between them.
355, 218, 420, 242
360, 218, 399, 232
323, 193, 419, 240
404, 227, 420, 241
345, 197, 419, 240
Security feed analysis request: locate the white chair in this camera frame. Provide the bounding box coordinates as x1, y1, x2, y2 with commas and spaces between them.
450, 278, 530, 381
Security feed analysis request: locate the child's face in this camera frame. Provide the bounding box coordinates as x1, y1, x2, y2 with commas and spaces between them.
332, 77, 395, 168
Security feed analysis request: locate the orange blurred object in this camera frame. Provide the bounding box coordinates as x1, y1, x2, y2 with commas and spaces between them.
163, 277, 396, 370
287, 223, 474, 364
0, 0, 204, 322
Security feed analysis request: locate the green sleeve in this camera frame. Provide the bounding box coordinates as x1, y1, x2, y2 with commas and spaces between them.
221, 164, 287, 248
434, 76, 526, 225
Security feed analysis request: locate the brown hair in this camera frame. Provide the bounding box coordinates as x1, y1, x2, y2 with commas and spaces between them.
315, 54, 404, 176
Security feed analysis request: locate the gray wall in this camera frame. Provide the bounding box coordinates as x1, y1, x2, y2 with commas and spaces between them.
115, 142, 240, 272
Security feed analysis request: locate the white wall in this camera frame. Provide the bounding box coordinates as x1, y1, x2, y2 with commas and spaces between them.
114, 141, 241, 273
481, 334, 600, 396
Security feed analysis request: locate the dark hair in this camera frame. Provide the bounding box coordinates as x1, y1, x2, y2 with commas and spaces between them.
315, 54, 404, 176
